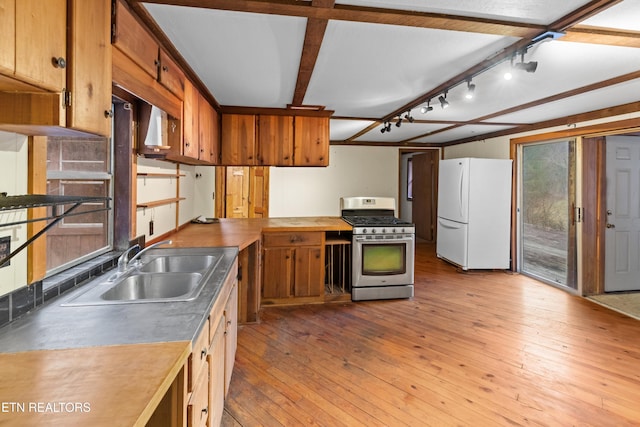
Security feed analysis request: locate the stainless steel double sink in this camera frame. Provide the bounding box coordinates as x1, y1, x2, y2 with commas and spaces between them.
62, 249, 222, 306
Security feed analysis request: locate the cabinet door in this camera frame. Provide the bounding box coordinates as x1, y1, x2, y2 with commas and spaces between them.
66, 0, 112, 136
257, 115, 293, 166
198, 94, 219, 163
223, 283, 238, 396
294, 246, 324, 297
0, 0, 14, 74
113, 0, 159, 79
294, 116, 329, 166
208, 319, 225, 427
182, 79, 200, 159
262, 247, 294, 299
158, 49, 185, 99
221, 114, 256, 165
15, 0, 66, 91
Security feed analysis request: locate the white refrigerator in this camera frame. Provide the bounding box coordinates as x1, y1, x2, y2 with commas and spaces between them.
436, 158, 512, 270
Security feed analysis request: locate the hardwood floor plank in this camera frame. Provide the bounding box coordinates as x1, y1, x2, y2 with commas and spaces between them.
225, 242, 640, 426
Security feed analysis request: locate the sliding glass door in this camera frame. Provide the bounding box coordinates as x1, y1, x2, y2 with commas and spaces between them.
519, 140, 577, 289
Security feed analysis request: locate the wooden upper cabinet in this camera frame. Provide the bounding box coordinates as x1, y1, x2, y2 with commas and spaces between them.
198, 92, 218, 164
294, 116, 329, 166
257, 115, 293, 166
182, 78, 200, 159
14, 0, 67, 92
112, 0, 159, 80
158, 49, 185, 99
66, 0, 112, 136
0, 0, 15, 75
221, 114, 256, 165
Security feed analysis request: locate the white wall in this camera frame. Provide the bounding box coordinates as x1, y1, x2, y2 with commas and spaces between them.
0, 132, 28, 296
269, 145, 399, 217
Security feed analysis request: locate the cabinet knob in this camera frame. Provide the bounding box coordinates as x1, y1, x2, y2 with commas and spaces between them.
201, 348, 207, 359
202, 407, 208, 415
162, 65, 169, 72
104, 110, 114, 118
51, 57, 66, 69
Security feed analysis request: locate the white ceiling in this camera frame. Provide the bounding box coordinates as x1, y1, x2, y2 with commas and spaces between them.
139, 0, 640, 145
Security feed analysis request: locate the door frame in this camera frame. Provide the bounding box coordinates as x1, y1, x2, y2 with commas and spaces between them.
510, 117, 640, 296
398, 148, 441, 235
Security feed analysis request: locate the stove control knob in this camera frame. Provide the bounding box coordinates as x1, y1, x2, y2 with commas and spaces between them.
362, 228, 367, 234
371, 229, 376, 234
392, 228, 396, 233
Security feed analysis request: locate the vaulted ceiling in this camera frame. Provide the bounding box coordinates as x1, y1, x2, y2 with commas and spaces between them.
133, 0, 640, 146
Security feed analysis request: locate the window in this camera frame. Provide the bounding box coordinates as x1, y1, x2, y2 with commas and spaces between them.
45, 135, 113, 274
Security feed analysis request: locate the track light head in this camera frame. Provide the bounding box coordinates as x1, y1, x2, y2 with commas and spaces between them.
465, 81, 476, 99
438, 94, 449, 109
386, 122, 392, 132
404, 110, 414, 123
513, 61, 538, 73
420, 101, 433, 114
395, 116, 403, 127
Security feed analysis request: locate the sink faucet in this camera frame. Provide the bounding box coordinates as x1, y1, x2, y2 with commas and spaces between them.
116, 240, 173, 276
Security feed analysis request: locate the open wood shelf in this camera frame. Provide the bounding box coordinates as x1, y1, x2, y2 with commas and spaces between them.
136, 173, 185, 178
136, 197, 185, 209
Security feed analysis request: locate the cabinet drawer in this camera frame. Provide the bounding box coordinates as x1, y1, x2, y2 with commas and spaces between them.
187, 364, 209, 427
188, 319, 210, 393
263, 232, 322, 247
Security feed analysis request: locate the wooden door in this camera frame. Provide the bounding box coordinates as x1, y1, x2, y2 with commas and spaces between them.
412, 151, 438, 242
217, 166, 269, 218
15, 0, 66, 91
225, 167, 249, 218
67, 0, 112, 136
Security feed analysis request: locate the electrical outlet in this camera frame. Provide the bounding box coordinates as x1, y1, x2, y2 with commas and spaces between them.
0, 236, 10, 268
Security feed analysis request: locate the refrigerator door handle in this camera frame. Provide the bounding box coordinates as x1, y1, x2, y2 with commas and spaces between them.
438, 218, 464, 229
458, 166, 464, 218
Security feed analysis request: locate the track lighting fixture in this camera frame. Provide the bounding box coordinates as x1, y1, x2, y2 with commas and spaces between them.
438, 93, 449, 109
404, 110, 414, 123
420, 101, 433, 114
465, 80, 476, 99
513, 61, 538, 73
380, 121, 393, 133
395, 116, 403, 127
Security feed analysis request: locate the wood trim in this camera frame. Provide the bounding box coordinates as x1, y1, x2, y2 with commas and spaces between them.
581, 136, 606, 295
220, 106, 333, 118
511, 117, 640, 144
27, 136, 47, 283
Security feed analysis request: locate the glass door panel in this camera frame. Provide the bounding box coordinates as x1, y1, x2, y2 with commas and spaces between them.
520, 140, 577, 289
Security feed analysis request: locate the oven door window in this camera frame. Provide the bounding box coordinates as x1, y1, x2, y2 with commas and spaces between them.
362, 243, 406, 275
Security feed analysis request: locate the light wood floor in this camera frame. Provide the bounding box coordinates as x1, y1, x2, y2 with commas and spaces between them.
223, 242, 640, 426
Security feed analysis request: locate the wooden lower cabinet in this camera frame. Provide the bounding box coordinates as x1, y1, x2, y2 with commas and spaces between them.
224, 282, 238, 396
208, 318, 225, 427
262, 232, 324, 305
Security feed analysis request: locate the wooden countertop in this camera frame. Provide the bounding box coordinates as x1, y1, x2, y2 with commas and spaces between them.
0, 341, 190, 426
171, 217, 351, 250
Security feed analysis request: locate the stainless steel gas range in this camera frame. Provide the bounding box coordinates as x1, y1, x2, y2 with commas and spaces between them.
341, 197, 415, 301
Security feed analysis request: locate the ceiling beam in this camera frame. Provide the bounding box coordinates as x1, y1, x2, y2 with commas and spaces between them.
137, 0, 545, 38
291, 0, 334, 106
